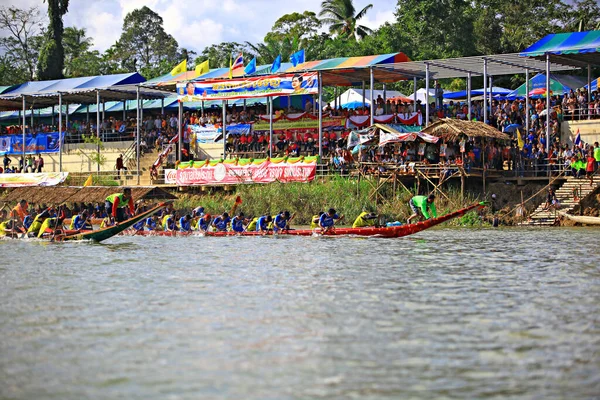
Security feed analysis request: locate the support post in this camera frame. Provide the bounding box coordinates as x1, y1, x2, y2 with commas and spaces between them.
136, 85, 141, 185
201, 100, 205, 117
86, 105, 89, 125
413, 77, 417, 106
178, 101, 183, 162
383, 83, 387, 111
467, 72, 472, 121
243, 98, 246, 112
222, 100, 227, 159
123, 100, 126, 122
65, 102, 69, 136
545, 53, 551, 153
318, 71, 323, 159
161, 97, 164, 116
489, 76, 493, 112
51, 105, 55, 126
525, 69, 530, 135
370, 67, 375, 126
425, 63, 430, 127
96, 90, 100, 172
483, 59, 488, 124
269, 97, 273, 158
362, 81, 366, 110
22, 96, 25, 172
587, 64, 592, 119
58, 93, 62, 172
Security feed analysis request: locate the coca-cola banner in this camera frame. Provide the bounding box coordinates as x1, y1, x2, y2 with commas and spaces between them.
170, 157, 317, 186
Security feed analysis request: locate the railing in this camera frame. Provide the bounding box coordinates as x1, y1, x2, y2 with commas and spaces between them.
561, 106, 600, 121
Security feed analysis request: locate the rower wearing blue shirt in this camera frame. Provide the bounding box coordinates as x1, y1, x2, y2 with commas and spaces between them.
319, 208, 344, 232
256, 215, 272, 232
192, 206, 204, 218
162, 212, 176, 231
230, 212, 246, 233
70, 210, 92, 230
132, 220, 145, 231
145, 215, 158, 231
179, 214, 192, 232
273, 210, 291, 232
212, 212, 231, 232
198, 214, 212, 232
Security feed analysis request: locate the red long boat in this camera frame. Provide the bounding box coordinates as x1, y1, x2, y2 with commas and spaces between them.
126, 202, 485, 238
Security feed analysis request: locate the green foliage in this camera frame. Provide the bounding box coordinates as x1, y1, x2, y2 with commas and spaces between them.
201, 42, 247, 68
37, 0, 69, 80
319, 0, 374, 39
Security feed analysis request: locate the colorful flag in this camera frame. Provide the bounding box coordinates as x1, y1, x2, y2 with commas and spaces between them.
574, 129, 582, 147
195, 60, 209, 77
517, 128, 524, 150
83, 174, 93, 187
244, 57, 256, 75
290, 49, 305, 67
271, 54, 281, 73
170, 59, 187, 76
231, 53, 244, 70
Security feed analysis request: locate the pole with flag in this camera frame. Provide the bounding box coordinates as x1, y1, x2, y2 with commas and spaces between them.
290, 49, 305, 67
517, 128, 524, 150
83, 174, 93, 187
574, 129, 582, 148
231, 53, 244, 70
271, 55, 281, 73
195, 60, 209, 77
244, 57, 256, 75
170, 59, 187, 76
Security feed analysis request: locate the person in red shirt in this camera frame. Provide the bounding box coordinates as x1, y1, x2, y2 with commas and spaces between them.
239, 134, 247, 152
586, 151, 596, 187
329, 131, 337, 146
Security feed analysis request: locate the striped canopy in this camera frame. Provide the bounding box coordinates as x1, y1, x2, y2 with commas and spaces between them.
520, 31, 600, 57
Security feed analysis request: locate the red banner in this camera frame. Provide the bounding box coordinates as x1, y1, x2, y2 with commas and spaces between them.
174, 160, 316, 185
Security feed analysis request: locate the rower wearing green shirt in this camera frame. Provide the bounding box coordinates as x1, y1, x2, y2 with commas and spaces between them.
407, 194, 437, 224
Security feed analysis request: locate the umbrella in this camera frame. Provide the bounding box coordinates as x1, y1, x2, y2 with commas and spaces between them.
388, 96, 414, 103
529, 88, 553, 97
503, 124, 521, 134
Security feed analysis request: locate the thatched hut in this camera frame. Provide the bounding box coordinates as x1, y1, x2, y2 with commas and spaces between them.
420, 118, 511, 142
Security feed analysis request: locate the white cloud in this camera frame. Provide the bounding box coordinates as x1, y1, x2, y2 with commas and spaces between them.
0, 0, 397, 54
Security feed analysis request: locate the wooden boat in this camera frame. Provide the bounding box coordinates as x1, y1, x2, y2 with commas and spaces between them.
559, 211, 600, 226
128, 202, 486, 238
53, 201, 171, 242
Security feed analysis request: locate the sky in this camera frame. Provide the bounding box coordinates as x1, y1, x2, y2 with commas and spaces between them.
0, 0, 397, 54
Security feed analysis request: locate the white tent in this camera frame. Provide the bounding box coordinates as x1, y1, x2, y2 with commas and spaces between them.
406, 88, 449, 105
333, 88, 406, 108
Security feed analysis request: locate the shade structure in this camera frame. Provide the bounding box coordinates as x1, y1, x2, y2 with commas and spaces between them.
443, 87, 512, 99
520, 30, 600, 67
505, 73, 588, 99
334, 88, 406, 108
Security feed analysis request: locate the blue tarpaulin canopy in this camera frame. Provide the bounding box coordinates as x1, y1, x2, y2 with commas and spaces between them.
443, 87, 512, 99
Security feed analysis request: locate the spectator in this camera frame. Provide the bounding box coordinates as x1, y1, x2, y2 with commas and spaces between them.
116, 154, 126, 177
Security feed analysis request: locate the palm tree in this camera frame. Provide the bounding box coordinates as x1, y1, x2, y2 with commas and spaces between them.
319, 0, 373, 40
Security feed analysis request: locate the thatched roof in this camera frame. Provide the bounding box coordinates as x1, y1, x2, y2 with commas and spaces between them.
420, 118, 511, 141
0, 186, 177, 205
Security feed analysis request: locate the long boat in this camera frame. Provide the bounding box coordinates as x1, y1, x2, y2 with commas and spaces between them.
128, 202, 486, 238
53, 201, 171, 242
559, 211, 600, 226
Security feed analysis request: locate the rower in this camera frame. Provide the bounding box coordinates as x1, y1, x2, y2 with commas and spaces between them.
230, 212, 246, 233
37, 216, 65, 238
192, 206, 205, 218
198, 213, 212, 232
145, 214, 158, 231
10, 199, 29, 229
310, 212, 324, 229
212, 212, 231, 232
273, 210, 291, 233
100, 215, 115, 228
407, 194, 437, 224
352, 209, 378, 228
179, 214, 193, 232
0, 219, 15, 237
246, 217, 259, 231
105, 188, 134, 223
27, 208, 53, 237
162, 212, 176, 232
70, 210, 92, 231
319, 208, 344, 232
256, 215, 272, 232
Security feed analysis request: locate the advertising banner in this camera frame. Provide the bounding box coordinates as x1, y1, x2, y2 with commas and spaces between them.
177, 73, 319, 102
173, 157, 317, 186
0, 172, 69, 187
189, 123, 252, 143
0, 132, 63, 155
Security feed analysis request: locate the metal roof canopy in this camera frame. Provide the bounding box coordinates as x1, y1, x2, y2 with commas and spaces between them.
519, 31, 600, 68
0, 85, 173, 112
384, 53, 579, 79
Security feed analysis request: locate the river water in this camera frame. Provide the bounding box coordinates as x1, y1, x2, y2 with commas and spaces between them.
1, 228, 599, 399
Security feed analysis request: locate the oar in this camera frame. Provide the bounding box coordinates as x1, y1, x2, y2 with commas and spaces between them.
229, 195, 242, 216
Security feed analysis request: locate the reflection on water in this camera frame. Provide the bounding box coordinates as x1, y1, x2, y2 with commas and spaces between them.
1, 228, 599, 399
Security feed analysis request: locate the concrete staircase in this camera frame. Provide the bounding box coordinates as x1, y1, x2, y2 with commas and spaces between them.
121, 149, 161, 186
529, 176, 599, 225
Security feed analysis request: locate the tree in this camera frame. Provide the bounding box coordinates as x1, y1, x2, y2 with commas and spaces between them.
265, 11, 321, 50
0, 6, 44, 82
559, 0, 600, 32
38, 0, 69, 80
319, 0, 373, 40
201, 42, 247, 68
112, 6, 179, 77
63, 26, 102, 77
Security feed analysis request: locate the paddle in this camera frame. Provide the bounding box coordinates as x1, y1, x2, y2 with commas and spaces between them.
229, 195, 242, 216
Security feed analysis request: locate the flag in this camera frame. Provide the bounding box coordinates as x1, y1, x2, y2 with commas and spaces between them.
232, 53, 244, 70
170, 59, 187, 76
195, 60, 209, 77
244, 57, 256, 75
290, 49, 305, 67
574, 129, 582, 147
517, 128, 524, 150
271, 54, 281, 73
83, 174, 93, 187
228, 55, 233, 79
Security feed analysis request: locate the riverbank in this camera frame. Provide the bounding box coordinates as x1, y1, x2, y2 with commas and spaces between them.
172, 177, 549, 226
